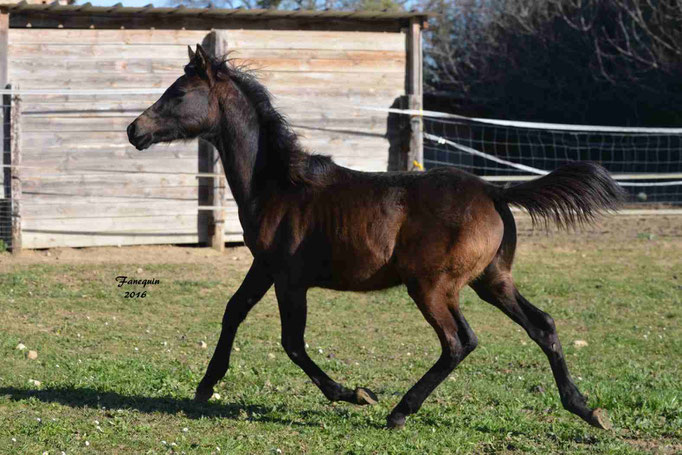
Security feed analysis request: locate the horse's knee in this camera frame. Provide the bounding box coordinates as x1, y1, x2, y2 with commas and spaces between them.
540, 313, 556, 334
516, 292, 556, 332
524, 310, 558, 345
527, 308, 556, 334
222, 297, 255, 327
527, 319, 565, 358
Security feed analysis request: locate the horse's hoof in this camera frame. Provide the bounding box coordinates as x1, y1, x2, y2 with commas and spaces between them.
587, 408, 612, 430
386, 412, 406, 430
354, 387, 378, 406
194, 386, 213, 403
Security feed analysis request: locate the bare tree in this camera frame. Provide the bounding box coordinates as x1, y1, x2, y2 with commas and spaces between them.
421, 0, 682, 125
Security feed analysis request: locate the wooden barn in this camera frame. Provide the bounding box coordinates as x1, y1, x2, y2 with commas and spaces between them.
0, 3, 427, 251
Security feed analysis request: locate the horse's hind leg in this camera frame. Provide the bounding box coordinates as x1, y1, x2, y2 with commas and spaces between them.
275, 282, 378, 406
387, 278, 477, 429
195, 259, 273, 402
470, 265, 611, 429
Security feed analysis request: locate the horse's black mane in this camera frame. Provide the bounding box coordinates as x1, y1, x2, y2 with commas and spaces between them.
214, 58, 334, 187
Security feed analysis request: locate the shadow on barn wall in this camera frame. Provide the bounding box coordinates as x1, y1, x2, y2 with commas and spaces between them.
386, 96, 410, 172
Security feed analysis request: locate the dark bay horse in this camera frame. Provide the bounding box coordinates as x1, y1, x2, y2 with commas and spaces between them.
127, 45, 623, 430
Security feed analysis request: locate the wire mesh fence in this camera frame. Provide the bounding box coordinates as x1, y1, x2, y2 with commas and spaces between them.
423, 116, 682, 205
0, 200, 10, 252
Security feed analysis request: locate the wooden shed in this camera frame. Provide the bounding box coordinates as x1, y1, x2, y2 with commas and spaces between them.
0, 3, 427, 251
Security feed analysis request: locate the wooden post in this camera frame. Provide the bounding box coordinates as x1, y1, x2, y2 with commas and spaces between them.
0, 12, 12, 253
198, 137, 225, 252
1, 85, 10, 253
199, 31, 228, 252
0, 12, 7, 88
406, 17, 423, 171
10, 93, 20, 255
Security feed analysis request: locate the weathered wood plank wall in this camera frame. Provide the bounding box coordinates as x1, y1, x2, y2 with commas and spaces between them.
10, 29, 208, 249
8, 28, 406, 249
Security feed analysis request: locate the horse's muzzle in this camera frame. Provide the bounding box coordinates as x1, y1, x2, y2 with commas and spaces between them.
127, 119, 153, 151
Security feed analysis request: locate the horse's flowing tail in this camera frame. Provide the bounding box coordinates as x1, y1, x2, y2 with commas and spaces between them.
494, 162, 625, 229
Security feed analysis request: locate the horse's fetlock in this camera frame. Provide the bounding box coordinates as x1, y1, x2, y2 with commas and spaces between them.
399, 399, 418, 415
386, 411, 407, 429
561, 391, 588, 414
323, 389, 340, 401
323, 384, 348, 402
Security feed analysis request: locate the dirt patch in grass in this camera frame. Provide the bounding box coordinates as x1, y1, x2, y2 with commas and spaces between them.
0, 243, 254, 273
516, 213, 682, 242
623, 438, 682, 454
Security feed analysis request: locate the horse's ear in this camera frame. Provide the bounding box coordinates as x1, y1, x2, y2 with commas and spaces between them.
196, 44, 210, 69
187, 45, 195, 61
194, 44, 216, 85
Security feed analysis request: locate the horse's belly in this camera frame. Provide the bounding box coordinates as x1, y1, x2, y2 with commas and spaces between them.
315, 262, 402, 291
308, 241, 401, 291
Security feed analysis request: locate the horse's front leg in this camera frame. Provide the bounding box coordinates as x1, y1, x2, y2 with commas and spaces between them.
275, 282, 378, 406
195, 258, 273, 402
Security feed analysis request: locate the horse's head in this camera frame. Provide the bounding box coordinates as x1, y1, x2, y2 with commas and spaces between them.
127, 44, 226, 150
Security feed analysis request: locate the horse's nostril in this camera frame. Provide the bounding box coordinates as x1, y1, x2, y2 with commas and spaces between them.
127, 122, 137, 140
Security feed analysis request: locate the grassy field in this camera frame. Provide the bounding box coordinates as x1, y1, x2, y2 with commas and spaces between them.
0, 217, 680, 454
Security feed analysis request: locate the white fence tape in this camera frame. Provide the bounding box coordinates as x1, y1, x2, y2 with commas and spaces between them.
359, 106, 682, 134
424, 133, 549, 176
424, 133, 682, 187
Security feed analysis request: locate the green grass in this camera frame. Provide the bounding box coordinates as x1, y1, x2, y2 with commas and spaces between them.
0, 237, 680, 454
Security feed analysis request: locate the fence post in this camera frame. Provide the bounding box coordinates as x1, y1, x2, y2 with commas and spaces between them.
0, 12, 10, 252
10, 91, 21, 254
1, 84, 9, 251
199, 31, 228, 252
198, 137, 225, 252
406, 17, 424, 171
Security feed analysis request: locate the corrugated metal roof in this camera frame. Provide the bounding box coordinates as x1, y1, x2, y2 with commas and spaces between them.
0, 1, 430, 27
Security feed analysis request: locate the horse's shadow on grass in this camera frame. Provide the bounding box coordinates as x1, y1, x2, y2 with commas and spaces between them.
0, 386, 322, 427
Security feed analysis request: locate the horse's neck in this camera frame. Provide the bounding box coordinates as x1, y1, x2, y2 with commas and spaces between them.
212, 88, 305, 234
213, 120, 290, 235
214, 131, 258, 214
